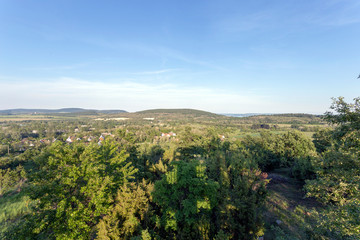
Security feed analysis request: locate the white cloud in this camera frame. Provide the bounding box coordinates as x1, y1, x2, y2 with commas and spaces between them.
0, 78, 275, 113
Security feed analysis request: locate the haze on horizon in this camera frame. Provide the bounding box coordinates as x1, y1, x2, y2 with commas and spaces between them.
1, 0, 359, 114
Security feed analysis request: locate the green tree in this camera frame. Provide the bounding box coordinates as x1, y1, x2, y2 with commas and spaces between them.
96, 181, 152, 240
305, 97, 360, 239
278, 131, 316, 167
152, 160, 219, 239
312, 128, 334, 154
243, 131, 316, 171
8, 140, 137, 239
207, 149, 267, 240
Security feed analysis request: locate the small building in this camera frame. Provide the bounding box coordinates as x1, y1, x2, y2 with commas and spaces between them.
66, 136, 76, 143
98, 135, 105, 142
101, 132, 115, 138
40, 139, 51, 144
161, 132, 177, 137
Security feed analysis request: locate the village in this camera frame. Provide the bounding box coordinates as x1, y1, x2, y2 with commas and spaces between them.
0, 120, 183, 156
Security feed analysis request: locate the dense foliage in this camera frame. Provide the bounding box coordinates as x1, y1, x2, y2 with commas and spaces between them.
304, 97, 360, 239
0, 97, 358, 239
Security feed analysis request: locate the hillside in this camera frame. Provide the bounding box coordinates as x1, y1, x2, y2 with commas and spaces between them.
136, 108, 222, 118
230, 113, 324, 125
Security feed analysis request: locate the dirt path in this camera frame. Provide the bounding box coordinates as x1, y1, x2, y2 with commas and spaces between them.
263, 171, 322, 239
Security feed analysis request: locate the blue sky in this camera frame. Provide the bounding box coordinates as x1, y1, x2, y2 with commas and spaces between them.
1, 0, 359, 113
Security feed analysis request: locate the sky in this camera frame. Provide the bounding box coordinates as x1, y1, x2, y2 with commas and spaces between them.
0, 0, 360, 114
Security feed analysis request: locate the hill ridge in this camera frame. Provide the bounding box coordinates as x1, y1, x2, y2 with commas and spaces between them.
135, 108, 221, 117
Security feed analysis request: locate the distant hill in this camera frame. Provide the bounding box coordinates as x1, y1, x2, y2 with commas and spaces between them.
136, 108, 221, 117
222, 113, 272, 117
135, 109, 223, 118
0, 108, 127, 115
228, 113, 324, 124
223, 113, 322, 118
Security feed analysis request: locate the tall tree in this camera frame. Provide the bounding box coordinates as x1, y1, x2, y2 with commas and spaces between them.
152, 160, 219, 239
8, 140, 137, 239
305, 97, 360, 239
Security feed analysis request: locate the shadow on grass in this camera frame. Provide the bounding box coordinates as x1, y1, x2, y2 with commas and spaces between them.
263, 169, 322, 239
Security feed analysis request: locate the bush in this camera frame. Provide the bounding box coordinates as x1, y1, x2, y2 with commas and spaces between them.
290, 156, 316, 181
243, 131, 316, 172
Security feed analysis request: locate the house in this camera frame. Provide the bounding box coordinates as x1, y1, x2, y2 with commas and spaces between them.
21, 138, 37, 147
101, 132, 115, 137
99, 134, 105, 141
87, 136, 95, 142
40, 139, 51, 144
161, 132, 177, 137
21, 138, 30, 145
66, 136, 76, 143
97, 133, 114, 145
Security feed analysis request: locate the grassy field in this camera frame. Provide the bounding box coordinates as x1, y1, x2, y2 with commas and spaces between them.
0, 190, 34, 237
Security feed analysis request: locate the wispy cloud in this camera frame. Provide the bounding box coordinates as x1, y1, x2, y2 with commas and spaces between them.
80, 38, 225, 71
303, 0, 360, 27
0, 77, 272, 113
215, 11, 274, 33
130, 68, 180, 75
214, 1, 360, 36
153, 46, 227, 71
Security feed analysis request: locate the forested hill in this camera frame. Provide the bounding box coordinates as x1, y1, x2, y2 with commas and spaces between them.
0, 108, 127, 115
135, 108, 222, 118
232, 113, 324, 124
